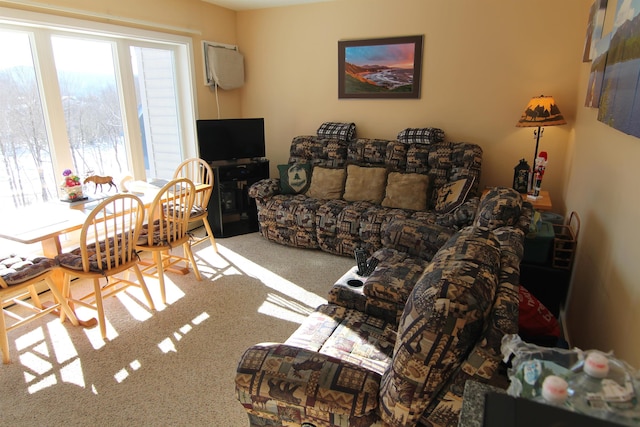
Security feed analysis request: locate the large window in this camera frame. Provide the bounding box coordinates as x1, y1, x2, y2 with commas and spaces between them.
0, 9, 197, 209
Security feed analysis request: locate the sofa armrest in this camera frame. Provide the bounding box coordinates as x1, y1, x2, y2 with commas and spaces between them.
248, 178, 281, 200
381, 219, 455, 260
435, 196, 480, 228
236, 343, 381, 418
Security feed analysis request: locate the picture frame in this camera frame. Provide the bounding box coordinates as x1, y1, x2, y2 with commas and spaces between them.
338, 35, 423, 99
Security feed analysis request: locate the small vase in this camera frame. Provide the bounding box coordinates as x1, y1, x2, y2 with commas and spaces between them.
60, 184, 84, 201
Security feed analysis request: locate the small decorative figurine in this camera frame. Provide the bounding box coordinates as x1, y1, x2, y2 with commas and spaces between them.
84, 175, 118, 193
513, 158, 530, 194
60, 169, 84, 201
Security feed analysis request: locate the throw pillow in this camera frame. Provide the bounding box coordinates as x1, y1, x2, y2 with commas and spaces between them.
277, 163, 312, 194
381, 172, 430, 211
316, 122, 356, 141
397, 127, 445, 144
342, 164, 388, 204
306, 166, 347, 200
434, 177, 475, 214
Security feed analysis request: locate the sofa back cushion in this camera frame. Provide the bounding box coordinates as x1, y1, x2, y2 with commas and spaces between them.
474, 187, 523, 230
379, 226, 501, 426
288, 136, 482, 210
288, 135, 348, 168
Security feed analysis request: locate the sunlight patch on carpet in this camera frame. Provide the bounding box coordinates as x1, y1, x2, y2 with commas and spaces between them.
158, 312, 210, 354
258, 292, 317, 324
214, 244, 327, 310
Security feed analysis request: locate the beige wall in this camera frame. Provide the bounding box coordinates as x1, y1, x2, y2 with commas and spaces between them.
236, 0, 589, 215
0, 0, 243, 120
566, 4, 640, 367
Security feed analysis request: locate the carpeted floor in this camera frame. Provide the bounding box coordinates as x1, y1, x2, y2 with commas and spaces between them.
0, 232, 355, 426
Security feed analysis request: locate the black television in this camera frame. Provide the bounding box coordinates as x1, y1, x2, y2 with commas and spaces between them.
196, 118, 265, 163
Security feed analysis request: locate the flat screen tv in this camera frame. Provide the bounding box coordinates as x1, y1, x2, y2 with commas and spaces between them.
196, 118, 265, 162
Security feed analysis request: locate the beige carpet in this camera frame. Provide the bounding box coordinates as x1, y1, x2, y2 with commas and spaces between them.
1, 232, 355, 426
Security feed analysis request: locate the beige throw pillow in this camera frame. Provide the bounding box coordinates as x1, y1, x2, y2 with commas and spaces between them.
342, 165, 388, 204
382, 172, 430, 210
306, 167, 347, 200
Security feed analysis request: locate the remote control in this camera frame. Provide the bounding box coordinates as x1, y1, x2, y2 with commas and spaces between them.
363, 258, 379, 276
354, 248, 368, 275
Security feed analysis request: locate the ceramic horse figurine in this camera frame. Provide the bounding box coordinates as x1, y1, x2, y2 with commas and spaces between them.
84, 175, 118, 193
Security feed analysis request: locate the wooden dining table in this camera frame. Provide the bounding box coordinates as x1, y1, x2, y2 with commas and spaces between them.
0, 180, 211, 257
0, 180, 212, 326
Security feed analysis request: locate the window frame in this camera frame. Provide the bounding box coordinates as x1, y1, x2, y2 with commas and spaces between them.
0, 6, 198, 183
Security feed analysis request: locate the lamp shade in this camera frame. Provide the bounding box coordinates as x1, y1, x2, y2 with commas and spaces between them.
516, 95, 567, 127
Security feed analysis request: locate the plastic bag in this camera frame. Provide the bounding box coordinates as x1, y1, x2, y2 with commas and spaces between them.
501, 334, 640, 425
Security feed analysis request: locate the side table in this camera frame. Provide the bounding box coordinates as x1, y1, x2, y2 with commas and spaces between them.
521, 190, 552, 212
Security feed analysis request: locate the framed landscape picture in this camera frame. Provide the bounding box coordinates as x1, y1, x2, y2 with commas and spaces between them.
338, 35, 423, 99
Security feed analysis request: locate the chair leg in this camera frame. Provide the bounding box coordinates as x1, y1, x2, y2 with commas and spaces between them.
0, 308, 11, 364
202, 217, 218, 252
93, 278, 107, 339
28, 285, 43, 309
153, 251, 167, 305
183, 243, 202, 281
133, 264, 155, 311
60, 273, 72, 323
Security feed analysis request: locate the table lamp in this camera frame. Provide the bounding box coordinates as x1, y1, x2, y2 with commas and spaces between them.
516, 95, 566, 170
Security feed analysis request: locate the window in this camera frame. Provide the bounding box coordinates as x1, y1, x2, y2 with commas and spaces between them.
0, 8, 197, 209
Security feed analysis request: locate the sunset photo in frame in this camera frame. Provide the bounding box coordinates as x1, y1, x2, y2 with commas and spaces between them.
338, 35, 423, 99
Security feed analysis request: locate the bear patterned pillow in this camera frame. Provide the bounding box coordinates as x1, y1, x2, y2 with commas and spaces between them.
434, 177, 475, 214
278, 163, 312, 194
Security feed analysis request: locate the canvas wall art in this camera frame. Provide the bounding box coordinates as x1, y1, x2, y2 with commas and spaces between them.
597, 0, 640, 138
338, 35, 423, 99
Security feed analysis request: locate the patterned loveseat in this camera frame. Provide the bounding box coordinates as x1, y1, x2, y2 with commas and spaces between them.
235, 188, 533, 427
249, 127, 482, 257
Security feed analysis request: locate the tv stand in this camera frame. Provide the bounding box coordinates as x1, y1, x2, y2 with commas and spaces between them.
207, 158, 269, 238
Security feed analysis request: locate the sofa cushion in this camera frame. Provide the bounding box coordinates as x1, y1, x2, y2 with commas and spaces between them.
434, 176, 475, 213
474, 186, 523, 229
379, 227, 501, 426
317, 121, 356, 141
381, 172, 430, 211
306, 166, 346, 200
285, 304, 396, 374
397, 127, 445, 144
277, 163, 312, 194
288, 135, 348, 168
381, 218, 455, 260
0, 255, 57, 287
343, 164, 388, 204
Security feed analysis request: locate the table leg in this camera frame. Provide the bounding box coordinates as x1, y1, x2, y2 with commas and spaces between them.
40, 237, 98, 328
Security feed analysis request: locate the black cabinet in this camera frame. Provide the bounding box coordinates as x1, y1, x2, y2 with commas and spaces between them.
207, 159, 269, 238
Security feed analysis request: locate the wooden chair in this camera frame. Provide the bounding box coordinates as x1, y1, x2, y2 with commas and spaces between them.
135, 177, 202, 305
57, 193, 155, 339
0, 256, 79, 364
173, 158, 217, 252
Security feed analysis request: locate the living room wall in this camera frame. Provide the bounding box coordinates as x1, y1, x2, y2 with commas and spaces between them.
4, 0, 638, 367
236, 0, 590, 215
237, 0, 640, 367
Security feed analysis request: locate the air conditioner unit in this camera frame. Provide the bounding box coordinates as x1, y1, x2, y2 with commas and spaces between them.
203, 41, 244, 90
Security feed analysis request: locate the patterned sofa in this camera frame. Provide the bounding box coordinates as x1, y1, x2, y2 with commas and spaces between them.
248, 130, 483, 257
235, 188, 533, 427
